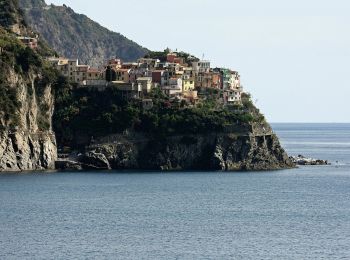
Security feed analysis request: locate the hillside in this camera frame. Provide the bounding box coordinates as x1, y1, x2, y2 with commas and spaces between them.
0, 0, 294, 172
0, 0, 27, 34
19, 0, 148, 66
0, 0, 57, 171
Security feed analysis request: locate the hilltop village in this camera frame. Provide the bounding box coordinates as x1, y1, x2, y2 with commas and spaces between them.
47, 50, 243, 109
0, 9, 294, 172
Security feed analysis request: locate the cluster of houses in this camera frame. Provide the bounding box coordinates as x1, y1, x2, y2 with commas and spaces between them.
48, 51, 243, 108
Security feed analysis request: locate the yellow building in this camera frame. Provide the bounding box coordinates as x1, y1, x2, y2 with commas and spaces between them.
182, 75, 195, 92
87, 68, 102, 80
116, 68, 131, 82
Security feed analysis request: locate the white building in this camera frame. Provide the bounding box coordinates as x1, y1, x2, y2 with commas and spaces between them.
137, 77, 153, 94
223, 89, 242, 105
168, 78, 183, 89
192, 60, 211, 74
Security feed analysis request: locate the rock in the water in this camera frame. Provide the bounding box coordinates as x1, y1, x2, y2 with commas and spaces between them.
55, 160, 83, 171
290, 155, 330, 166
78, 151, 111, 170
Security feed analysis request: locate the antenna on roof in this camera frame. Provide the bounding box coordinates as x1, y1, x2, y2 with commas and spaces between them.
202, 53, 205, 60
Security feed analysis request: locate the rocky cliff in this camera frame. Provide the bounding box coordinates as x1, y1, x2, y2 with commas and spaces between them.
0, 57, 57, 172
0, 0, 57, 172
53, 85, 294, 172
1, 0, 293, 173
57, 126, 294, 171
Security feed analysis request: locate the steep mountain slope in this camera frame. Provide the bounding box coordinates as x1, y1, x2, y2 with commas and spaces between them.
19, 0, 148, 66
0, 0, 27, 34
0, 0, 57, 172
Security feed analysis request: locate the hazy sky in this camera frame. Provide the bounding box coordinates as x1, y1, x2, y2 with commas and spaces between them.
46, 0, 349, 122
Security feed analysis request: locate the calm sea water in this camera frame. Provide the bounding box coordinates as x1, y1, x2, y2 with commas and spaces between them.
0, 123, 350, 259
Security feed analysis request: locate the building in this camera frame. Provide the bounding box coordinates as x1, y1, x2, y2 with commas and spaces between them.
214, 68, 241, 90
17, 36, 38, 49
182, 75, 195, 92
111, 81, 142, 99
116, 68, 131, 82
167, 63, 182, 78
129, 68, 150, 83
166, 52, 185, 65
74, 65, 89, 82
183, 67, 194, 77
167, 53, 177, 63
48, 57, 93, 84
161, 78, 183, 97
83, 80, 108, 91
121, 62, 138, 69
161, 86, 182, 97
138, 58, 160, 69
107, 58, 122, 70
152, 70, 165, 85
223, 89, 242, 105
168, 77, 183, 89
137, 77, 152, 94
87, 68, 102, 80
195, 71, 221, 89
192, 60, 211, 74
65, 59, 79, 82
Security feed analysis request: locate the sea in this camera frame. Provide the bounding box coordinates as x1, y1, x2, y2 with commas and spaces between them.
0, 123, 349, 259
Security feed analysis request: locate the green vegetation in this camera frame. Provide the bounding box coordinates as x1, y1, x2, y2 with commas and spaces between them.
0, 28, 58, 130
241, 92, 266, 124
53, 84, 255, 147
144, 49, 170, 62
19, 0, 148, 66
0, 0, 26, 29
145, 49, 199, 64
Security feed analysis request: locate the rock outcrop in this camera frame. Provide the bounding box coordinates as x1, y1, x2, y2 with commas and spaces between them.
0, 71, 57, 172
0, 0, 57, 172
0, 131, 56, 171
76, 130, 294, 171
290, 155, 330, 166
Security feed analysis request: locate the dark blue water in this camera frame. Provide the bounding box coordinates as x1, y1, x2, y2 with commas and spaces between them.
0, 124, 349, 259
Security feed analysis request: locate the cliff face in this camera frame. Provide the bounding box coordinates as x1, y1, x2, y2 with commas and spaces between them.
0, 64, 57, 172
19, 0, 148, 67
53, 86, 294, 172
0, 0, 57, 172
67, 128, 294, 171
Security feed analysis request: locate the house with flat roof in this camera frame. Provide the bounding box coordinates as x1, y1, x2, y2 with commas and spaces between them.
17, 36, 38, 49
137, 77, 153, 94
111, 81, 142, 99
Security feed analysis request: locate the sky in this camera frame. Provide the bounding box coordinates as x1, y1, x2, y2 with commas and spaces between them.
46, 0, 349, 123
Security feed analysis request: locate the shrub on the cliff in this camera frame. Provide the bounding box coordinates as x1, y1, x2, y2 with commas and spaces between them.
0, 86, 20, 128
53, 85, 257, 148
16, 46, 42, 72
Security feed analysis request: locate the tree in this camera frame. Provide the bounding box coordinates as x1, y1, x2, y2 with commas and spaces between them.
105, 66, 116, 82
